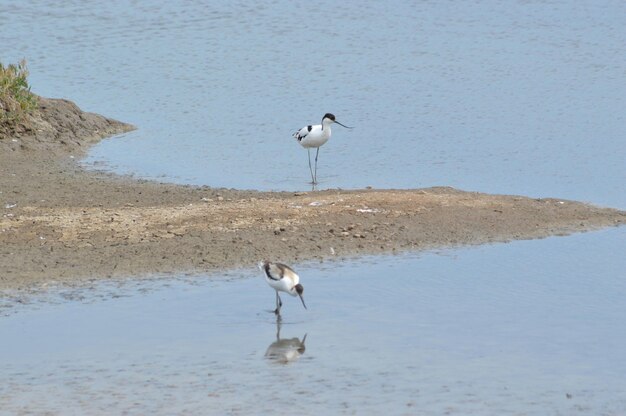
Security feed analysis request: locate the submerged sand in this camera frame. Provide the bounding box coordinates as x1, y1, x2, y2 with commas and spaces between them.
1, 97, 624, 290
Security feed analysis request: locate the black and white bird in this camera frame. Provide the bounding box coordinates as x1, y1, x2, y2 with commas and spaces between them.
258, 260, 306, 315
293, 113, 352, 184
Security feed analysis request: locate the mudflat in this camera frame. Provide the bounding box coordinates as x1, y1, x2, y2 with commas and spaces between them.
1, 97, 624, 290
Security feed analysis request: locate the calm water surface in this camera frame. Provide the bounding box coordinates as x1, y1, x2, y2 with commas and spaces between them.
2, 1, 625, 205
2, 2, 626, 414
1, 228, 625, 414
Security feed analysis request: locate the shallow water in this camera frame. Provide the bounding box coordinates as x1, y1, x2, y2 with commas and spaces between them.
2, 1, 626, 206
1, 228, 625, 414
2, 2, 626, 414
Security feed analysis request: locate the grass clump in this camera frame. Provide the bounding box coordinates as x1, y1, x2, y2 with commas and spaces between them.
0, 59, 38, 127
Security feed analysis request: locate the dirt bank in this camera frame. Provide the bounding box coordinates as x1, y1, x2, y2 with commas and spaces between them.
1, 97, 624, 291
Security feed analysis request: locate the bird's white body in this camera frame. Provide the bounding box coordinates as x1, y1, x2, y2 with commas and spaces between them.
259, 260, 307, 315
294, 118, 334, 149
262, 262, 300, 296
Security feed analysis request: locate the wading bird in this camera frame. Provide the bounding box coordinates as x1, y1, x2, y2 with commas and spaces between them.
293, 113, 352, 184
258, 260, 307, 316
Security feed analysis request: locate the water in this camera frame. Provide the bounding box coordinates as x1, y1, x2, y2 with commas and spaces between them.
1, 228, 625, 414
2, 2, 626, 414
1, 1, 625, 205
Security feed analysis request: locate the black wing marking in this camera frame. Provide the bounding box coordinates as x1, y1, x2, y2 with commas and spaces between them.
293, 125, 313, 142
264, 261, 281, 281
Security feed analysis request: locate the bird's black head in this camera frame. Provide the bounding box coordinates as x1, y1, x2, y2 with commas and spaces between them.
322, 113, 336, 122
295, 283, 304, 295
295, 283, 307, 309
322, 113, 353, 129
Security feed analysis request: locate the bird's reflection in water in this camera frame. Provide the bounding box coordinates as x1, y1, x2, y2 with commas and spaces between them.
265, 319, 307, 365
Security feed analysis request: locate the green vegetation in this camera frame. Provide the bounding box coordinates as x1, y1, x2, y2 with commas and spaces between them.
0, 59, 38, 126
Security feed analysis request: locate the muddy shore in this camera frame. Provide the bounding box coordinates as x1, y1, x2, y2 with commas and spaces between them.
1, 97, 624, 291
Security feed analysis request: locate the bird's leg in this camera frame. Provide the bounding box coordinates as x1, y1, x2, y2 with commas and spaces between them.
275, 291, 279, 313
275, 319, 282, 339
307, 149, 315, 184
314, 147, 320, 184
274, 291, 283, 315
